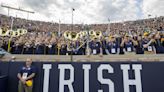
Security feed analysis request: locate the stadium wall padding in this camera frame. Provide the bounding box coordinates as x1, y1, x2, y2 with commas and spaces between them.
0, 61, 164, 92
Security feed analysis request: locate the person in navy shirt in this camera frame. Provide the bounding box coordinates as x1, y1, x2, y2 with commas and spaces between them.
154, 32, 164, 54
17, 58, 36, 92
46, 42, 57, 55
11, 42, 23, 54
134, 35, 144, 54
72, 40, 85, 55
142, 33, 156, 54
101, 37, 107, 55
34, 42, 45, 54
120, 34, 137, 54
59, 40, 67, 55
23, 42, 34, 54
105, 36, 119, 54
89, 38, 102, 55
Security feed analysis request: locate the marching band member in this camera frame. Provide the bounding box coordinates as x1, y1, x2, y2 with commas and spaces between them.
23, 41, 34, 54
59, 40, 67, 55
1, 38, 8, 51
46, 38, 57, 55
34, 38, 45, 54
161, 35, 164, 47
101, 37, 107, 55
67, 40, 73, 55
142, 32, 156, 54
72, 40, 84, 55
105, 35, 119, 54
11, 40, 23, 54
135, 35, 144, 54
89, 37, 102, 55
120, 34, 137, 54
78, 39, 86, 55
154, 32, 164, 54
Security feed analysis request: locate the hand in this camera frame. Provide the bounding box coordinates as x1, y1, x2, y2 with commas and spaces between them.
21, 79, 26, 84
143, 44, 148, 48
150, 39, 155, 42
99, 53, 103, 57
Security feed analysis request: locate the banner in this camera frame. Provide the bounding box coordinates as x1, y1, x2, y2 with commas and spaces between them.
0, 62, 164, 92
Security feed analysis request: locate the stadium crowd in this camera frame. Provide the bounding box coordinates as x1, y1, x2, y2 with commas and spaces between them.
0, 14, 164, 55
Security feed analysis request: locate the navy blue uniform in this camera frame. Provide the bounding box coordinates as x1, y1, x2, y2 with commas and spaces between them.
11, 44, 23, 54
2, 42, 8, 51
154, 39, 164, 54
23, 45, 33, 54
142, 39, 155, 52
89, 41, 101, 55
73, 41, 84, 55
60, 44, 67, 55
106, 41, 118, 54
124, 41, 134, 52
34, 44, 45, 54
135, 41, 144, 54
47, 44, 57, 55
101, 40, 107, 55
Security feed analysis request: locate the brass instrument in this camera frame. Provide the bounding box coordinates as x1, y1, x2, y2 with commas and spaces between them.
70, 31, 77, 41
0, 27, 8, 36
89, 30, 96, 36
64, 31, 71, 39
12, 31, 21, 37
17, 29, 28, 35
5, 30, 13, 36
63, 30, 103, 41
24, 29, 28, 34
0, 27, 28, 37
77, 32, 83, 39
95, 31, 102, 39
82, 31, 88, 36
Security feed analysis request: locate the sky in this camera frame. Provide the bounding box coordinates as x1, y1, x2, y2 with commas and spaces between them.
0, 0, 163, 24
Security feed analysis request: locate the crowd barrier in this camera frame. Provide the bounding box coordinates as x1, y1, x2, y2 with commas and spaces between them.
1, 54, 164, 62
0, 61, 164, 92
0, 75, 7, 92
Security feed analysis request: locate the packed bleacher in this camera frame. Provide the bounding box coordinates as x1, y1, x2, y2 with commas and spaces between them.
0, 14, 164, 55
